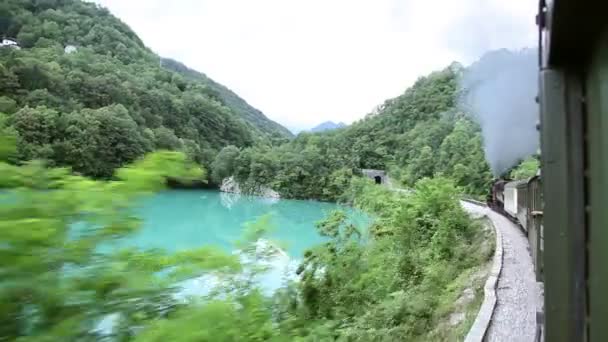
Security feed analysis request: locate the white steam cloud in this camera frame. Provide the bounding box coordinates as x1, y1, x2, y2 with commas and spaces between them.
459, 49, 539, 175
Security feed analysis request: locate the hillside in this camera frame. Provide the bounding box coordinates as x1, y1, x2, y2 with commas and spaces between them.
160, 58, 293, 138
310, 120, 346, 132
0, 0, 290, 177
213, 63, 493, 199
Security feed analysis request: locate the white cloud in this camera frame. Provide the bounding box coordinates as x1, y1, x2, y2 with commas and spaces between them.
90, 0, 536, 131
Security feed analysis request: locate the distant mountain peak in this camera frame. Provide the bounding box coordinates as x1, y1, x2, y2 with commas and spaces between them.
310, 121, 347, 133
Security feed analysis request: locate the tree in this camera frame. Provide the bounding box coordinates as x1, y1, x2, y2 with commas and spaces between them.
153, 126, 182, 151
323, 167, 354, 200
0, 96, 17, 114
402, 145, 435, 185
133, 293, 277, 341
0, 4, 18, 37
0, 137, 242, 340
210, 145, 240, 184
278, 177, 490, 341
437, 118, 492, 194
54, 105, 147, 178
510, 157, 539, 180
11, 106, 58, 161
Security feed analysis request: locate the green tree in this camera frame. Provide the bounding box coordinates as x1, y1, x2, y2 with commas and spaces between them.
210, 145, 240, 184
153, 126, 182, 150
11, 105, 58, 161
510, 157, 539, 180
279, 177, 491, 340
0, 96, 17, 114
402, 145, 435, 185
52, 105, 147, 178
133, 293, 277, 342
0, 140, 245, 340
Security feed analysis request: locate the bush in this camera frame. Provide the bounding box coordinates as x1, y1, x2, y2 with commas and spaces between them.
278, 176, 490, 340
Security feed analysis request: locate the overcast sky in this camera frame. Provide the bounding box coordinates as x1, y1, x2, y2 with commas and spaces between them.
91, 0, 536, 132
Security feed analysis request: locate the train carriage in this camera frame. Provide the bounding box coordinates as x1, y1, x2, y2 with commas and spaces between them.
488, 175, 544, 337
538, 0, 608, 340
503, 179, 529, 228
486, 0, 608, 340
490, 0, 608, 337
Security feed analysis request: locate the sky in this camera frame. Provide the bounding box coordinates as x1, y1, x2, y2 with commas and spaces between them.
90, 0, 537, 132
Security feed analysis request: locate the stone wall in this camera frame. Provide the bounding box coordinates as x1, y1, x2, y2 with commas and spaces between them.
220, 176, 280, 199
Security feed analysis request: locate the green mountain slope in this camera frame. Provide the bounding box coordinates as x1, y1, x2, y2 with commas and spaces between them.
213, 63, 493, 199
161, 58, 293, 138
0, 0, 290, 177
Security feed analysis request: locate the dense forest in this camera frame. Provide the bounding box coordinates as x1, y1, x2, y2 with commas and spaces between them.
213, 64, 493, 200
0, 0, 291, 178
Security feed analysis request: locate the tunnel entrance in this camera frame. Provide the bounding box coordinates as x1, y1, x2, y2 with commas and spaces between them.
361, 169, 387, 186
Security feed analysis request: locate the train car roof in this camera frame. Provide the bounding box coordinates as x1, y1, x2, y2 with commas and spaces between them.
504, 179, 529, 189
544, 0, 608, 67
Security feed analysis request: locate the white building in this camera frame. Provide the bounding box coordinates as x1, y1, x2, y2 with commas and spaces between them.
0, 39, 20, 49
64, 45, 78, 54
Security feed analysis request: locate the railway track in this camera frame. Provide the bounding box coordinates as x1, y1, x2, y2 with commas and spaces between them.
461, 201, 542, 341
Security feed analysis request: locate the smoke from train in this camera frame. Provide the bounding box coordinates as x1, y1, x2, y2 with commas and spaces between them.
459, 48, 539, 176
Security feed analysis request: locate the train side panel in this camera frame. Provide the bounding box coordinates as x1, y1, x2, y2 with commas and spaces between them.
516, 181, 529, 230
503, 180, 528, 229
526, 176, 543, 281
585, 25, 608, 342
504, 184, 517, 216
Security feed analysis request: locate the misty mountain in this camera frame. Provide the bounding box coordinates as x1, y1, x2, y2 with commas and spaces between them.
310, 121, 347, 133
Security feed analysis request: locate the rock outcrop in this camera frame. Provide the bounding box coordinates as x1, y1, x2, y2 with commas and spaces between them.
220, 176, 280, 199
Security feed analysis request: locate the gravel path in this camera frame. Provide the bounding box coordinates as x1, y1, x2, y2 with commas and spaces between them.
460, 201, 541, 342
484, 210, 539, 342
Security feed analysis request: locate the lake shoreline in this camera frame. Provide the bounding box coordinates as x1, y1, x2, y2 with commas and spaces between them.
123, 189, 370, 258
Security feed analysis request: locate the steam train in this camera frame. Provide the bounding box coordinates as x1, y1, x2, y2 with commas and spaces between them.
489, 0, 608, 340
486, 176, 543, 280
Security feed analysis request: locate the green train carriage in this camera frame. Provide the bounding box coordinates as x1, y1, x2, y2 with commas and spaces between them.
538, 0, 608, 340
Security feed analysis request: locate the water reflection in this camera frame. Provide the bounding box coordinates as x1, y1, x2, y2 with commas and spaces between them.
220, 191, 241, 209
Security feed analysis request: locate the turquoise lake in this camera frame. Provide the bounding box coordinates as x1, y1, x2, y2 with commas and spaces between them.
93, 189, 371, 330
121, 190, 369, 258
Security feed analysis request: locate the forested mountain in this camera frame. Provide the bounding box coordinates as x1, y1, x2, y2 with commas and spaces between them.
310, 120, 346, 132
0, 0, 290, 177
160, 58, 293, 139
213, 63, 493, 199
